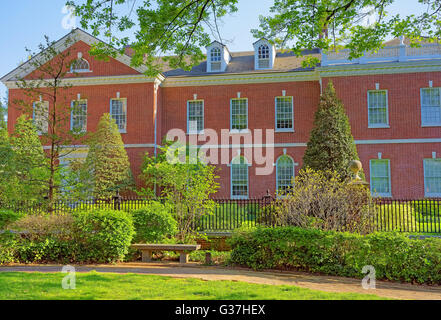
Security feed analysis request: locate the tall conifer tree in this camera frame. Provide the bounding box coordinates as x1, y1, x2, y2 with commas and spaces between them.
85, 113, 133, 198
302, 81, 360, 180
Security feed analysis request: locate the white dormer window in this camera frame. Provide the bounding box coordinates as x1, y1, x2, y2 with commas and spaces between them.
258, 45, 270, 69
206, 41, 231, 72
253, 38, 275, 70
210, 48, 222, 71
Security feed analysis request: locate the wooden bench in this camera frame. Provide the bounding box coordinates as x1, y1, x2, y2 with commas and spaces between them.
132, 244, 201, 264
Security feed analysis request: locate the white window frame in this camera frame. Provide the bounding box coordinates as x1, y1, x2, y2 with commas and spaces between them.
424, 158, 441, 197
229, 155, 250, 199
276, 155, 295, 195
32, 101, 49, 135
187, 100, 204, 134
421, 87, 441, 127
70, 58, 91, 73
257, 44, 270, 69
110, 98, 127, 133
369, 159, 392, 197
230, 98, 249, 133
367, 90, 389, 128
70, 99, 88, 132
210, 47, 222, 72
275, 96, 294, 132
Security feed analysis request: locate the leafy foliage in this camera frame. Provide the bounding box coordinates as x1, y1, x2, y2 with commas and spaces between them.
229, 226, 441, 284
3, 209, 135, 264
0, 210, 22, 230
68, 0, 441, 70
276, 168, 375, 234
11, 35, 87, 208
302, 82, 360, 180
131, 202, 177, 243
0, 115, 49, 202
68, 0, 239, 76
84, 113, 133, 198
72, 209, 135, 262
140, 142, 219, 242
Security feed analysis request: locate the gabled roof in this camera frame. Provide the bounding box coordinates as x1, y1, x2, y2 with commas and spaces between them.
252, 38, 272, 46
0, 28, 148, 83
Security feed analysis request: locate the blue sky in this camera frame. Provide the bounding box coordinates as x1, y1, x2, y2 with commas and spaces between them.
0, 0, 424, 102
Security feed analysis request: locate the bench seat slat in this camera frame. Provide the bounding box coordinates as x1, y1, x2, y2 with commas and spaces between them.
132, 244, 201, 251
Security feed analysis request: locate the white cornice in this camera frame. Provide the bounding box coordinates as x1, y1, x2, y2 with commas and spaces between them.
0, 28, 147, 83
318, 60, 441, 77
4, 74, 160, 89
162, 71, 319, 87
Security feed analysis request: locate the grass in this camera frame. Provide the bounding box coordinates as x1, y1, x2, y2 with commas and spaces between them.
0, 271, 388, 300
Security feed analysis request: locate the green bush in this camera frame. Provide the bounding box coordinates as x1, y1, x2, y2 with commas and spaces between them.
0, 209, 22, 229
73, 209, 135, 263
1, 209, 135, 264
229, 226, 441, 284
0, 232, 17, 264
131, 202, 177, 243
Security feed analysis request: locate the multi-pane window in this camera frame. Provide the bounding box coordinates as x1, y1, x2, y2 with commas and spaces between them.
231, 98, 248, 131
367, 90, 388, 127
33, 101, 49, 134
231, 156, 249, 199
110, 99, 127, 133
71, 58, 90, 73
210, 48, 221, 71
71, 100, 87, 132
276, 155, 294, 194
424, 159, 441, 196
187, 100, 204, 133
421, 88, 441, 126
275, 96, 294, 131
370, 159, 391, 197
258, 44, 270, 69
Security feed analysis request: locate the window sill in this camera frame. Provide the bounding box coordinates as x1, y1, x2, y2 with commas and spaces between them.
187, 131, 205, 135
422, 124, 441, 128
231, 196, 249, 200
68, 70, 93, 74
229, 129, 250, 134
119, 130, 127, 134
425, 193, 441, 198
275, 129, 295, 133
372, 193, 392, 198
368, 125, 390, 129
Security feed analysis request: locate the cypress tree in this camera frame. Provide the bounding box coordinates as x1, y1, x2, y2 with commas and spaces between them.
302, 81, 361, 180
85, 113, 133, 198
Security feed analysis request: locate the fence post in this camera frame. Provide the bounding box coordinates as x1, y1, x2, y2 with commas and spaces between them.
113, 190, 122, 211
262, 189, 274, 226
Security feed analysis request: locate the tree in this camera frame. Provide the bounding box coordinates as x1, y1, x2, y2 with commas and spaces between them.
84, 113, 133, 198
302, 81, 360, 180
12, 35, 87, 208
1, 115, 49, 202
140, 142, 219, 242
0, 100, 7, 130
68, 0, 441, 71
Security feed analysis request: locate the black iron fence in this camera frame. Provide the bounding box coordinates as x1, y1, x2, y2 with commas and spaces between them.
1, 196, 441, 234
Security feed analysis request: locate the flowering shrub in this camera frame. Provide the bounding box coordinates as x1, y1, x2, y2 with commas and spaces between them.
275, 168, 375, 234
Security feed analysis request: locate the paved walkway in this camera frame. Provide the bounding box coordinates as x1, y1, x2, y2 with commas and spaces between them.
1, 262, 441, 300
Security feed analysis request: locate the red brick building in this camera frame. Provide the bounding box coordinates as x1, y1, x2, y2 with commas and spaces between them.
1, 29, 440, 199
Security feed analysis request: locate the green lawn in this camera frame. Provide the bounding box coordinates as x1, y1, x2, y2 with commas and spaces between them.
0, 271, 388, 300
